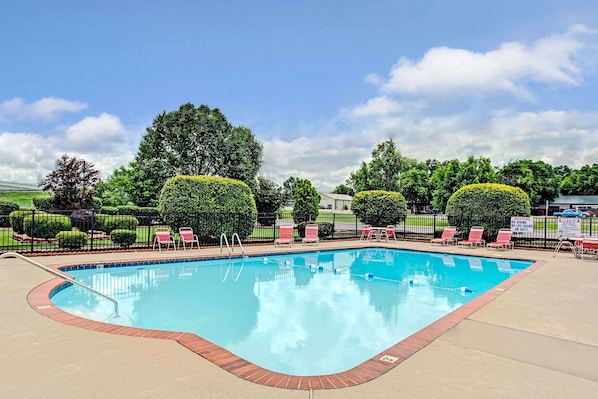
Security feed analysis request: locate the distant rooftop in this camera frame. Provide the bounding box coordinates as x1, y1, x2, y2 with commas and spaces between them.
0, 181, 39, 192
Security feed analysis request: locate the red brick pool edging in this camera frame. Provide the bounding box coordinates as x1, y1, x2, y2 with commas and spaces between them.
26, 255, 544, 391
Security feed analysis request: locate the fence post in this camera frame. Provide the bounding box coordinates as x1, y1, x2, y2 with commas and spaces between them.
543, 216, 548, 249
332, 213, 336, 239
30, 210, 35, 253
90, 209, 95, 252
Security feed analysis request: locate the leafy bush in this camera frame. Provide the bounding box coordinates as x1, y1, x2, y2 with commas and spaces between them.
110, 229, 137, 247
10, 210, 40, 234
117, 205, 159, 225
23, 214, 71, 238
0, 200, 19, 227
351, 190, 407, 226
159, 175, 257, 240
100, 206, 119, 215
296, 221, 334, 239
56, 230, 88, 249
446, 183, 530, 239
70, 209, 98, 232
33, 196, 53, 211
292, 179, 320, 224
102, 215, 139, 235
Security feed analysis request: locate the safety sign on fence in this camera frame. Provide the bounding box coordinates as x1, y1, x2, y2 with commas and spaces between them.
557, 217, 581, 238
510, 217, 534, 233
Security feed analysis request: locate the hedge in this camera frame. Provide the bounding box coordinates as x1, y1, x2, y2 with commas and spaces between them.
351, 190, 407, 226
23, 214, 71, 238
56, 231, 88, 249
101, 215, 139, 235
159, 175, 257, 240
0, 200, 19, 227
110, 229, 137, 247
446, 183, 530, 239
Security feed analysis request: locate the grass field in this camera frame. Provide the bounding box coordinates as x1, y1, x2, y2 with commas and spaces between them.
0, 191, 49, 209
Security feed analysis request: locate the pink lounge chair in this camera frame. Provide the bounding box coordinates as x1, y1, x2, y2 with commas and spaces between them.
179, 227, 200, 250
431, 227, 457, 245
379, 225, 397, 242
302, 224, 319, 246
153, 228, 177, 251
457, 226, 485, 248
487, 229, 514, 250
275, 224, 294, 247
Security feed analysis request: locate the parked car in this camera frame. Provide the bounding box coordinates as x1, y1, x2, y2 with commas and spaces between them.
553, 209, 586, 218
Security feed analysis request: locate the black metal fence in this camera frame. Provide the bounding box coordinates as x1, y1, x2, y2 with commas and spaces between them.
1, 209, 596, 254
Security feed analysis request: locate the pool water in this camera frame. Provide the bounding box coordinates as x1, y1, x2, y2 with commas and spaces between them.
51, 248, 532, 376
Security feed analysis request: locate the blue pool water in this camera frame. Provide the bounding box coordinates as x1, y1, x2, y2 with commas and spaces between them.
51, 248, 532, 376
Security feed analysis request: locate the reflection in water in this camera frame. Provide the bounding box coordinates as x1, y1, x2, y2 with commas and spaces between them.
52, 249, 531, 376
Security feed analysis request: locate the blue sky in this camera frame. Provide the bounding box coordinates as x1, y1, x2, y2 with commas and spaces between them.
2, 1, 598, 192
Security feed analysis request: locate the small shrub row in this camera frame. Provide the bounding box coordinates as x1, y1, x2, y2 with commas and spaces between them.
0, 200, 19, 227
296, 221, 334, 239
56, 231, 88, 249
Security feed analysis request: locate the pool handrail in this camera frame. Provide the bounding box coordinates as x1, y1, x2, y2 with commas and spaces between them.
219, 233, 245, 257
0, 252, 120, 318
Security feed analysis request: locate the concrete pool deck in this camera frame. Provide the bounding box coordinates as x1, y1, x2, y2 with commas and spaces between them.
1, 240, 597, 398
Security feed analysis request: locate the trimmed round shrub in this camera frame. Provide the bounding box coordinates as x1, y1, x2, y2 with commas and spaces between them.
10, 210, 41, 234
159, 175, 257, 240
23, 214, 71, 238
296, 221, 334, 239
102, 215, 139, 235
33, 196, 53, 211
110, 229, 137, 248
0, 200, 20, 227
56, 230, 88, 249
100, 206, 119, 215
446, 183, 530, 239
351, 190, 407, 226
117, 205, 159, 226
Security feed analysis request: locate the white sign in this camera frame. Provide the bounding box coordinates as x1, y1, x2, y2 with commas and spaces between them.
510, 217, 534, 233
557, 217, 581, 238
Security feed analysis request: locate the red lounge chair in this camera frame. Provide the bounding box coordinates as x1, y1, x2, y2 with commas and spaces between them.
431, 227, 457, 245
179, 227, 200, 250
379, 225, 397, 242
457, 226, 485, 248
360, 225, 372, 240
153, 228, 177, 251
275, 224, 294, 247
302, 224, 319, 246
487, 228, 514, 250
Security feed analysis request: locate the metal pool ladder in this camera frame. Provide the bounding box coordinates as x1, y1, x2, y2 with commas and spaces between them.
0, 252, 120, 318
219, 233, 245, 257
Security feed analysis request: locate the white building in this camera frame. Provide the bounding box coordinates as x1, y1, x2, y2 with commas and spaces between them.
318, 193, 352, 211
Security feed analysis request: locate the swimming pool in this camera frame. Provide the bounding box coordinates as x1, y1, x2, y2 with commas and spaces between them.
50, 248, 532, 376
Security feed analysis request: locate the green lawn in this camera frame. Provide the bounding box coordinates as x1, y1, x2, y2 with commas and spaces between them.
0, 191, 49, 209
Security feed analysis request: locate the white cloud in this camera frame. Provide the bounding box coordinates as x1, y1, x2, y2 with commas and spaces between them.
62, 113, 128, 152
369, 25, 594, 100
0, 112, 140, 184
0, 97, 88, 121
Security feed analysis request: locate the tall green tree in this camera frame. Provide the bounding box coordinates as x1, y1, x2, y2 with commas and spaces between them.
332, 184, 355, 196
292, 179, 320, 224
282, 176, 299, 202
497, 160, 560, 206
400, 165, 432, 211
560, 164, 598, 195
348, 139, 416, 193
430, 156, 496, 212
96, 162, 139, 206
253, 177, 285, 226
40, 154, 101, 210
133, 103, 263, 206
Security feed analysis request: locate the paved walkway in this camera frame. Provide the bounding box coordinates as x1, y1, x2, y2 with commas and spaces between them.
1, 240, 597, 398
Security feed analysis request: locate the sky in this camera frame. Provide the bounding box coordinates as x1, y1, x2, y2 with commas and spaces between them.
1, 0, 598, 193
